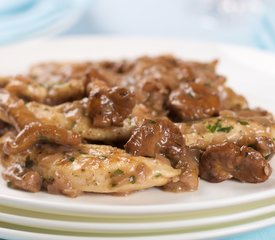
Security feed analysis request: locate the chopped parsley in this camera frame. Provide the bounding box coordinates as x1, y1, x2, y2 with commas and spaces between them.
25, 156, 34, 168
238, 120, 249, 126
155, 173, 162, 178
113, 169, 124, 176
207, 120, 233, 133
71, 122, 77, 129
66, 156, 75, 162
129, 175, 136, 184
273, 138, 275, 142
7, 181, 13, 188
38, 135, 51, 143
148, 119, 156, 124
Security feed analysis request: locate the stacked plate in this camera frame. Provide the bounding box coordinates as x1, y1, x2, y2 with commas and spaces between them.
1, 37, 275, 240
0, 0, 87, 45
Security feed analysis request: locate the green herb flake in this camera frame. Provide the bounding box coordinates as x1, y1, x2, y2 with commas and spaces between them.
207, 120, 233, 133
71, 122, 77, 129
38, 135, 50, 143
25, 156, 34, 168
111, 183, 117, 187
113, 169, 124, 176
218, 126, 234, 133
129, 175, 136, 184
67, 156, 75, 162
7, 181, 13, 188
238, 120, 249, 126
148, 119, 156, 124
273, 138, 275, 142
155, 173, 162, 178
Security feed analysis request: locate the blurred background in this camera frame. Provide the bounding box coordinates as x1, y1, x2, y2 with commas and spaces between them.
0, 0, 275, 51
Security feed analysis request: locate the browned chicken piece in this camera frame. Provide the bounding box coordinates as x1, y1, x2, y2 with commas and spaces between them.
88, 80, 136, 127
45, 77, 87, 105
168, 82, 221, 121
5, 75, 47, 103
29, 61, 125, 87
125, 118, 199, 192
220, 108, 274, 123
2, 144, 180, 197
3, 64, 90, 105
28, 100, 136, 142
0, 89, 136, 142
25, 61, 126, 105
28, 62, 93, 85
200, 142, 271, 183
177, 117, 275, 149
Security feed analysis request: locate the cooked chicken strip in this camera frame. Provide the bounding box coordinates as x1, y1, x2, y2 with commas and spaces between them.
177, 117, 275, 149
2, 144, 180, 197
27, 101, 136, 142
0, 90, 136, 142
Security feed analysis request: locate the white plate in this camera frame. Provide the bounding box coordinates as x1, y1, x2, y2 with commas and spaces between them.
1, 199, 275, 233
0, 36, 275, 217
2, 211, 275, 240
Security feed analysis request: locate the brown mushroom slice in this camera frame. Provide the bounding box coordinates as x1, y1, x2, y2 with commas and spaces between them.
0, 89, 39, 130
252, 136, 275, 160
3, 164, 42, 193
3, 122, 81, 155
168, 82, 220, 121
125, 118, 199, 192
200, 142, 271, 183
88, 80, 136, 127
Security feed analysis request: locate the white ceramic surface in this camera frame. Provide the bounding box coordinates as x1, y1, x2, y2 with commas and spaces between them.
2, 212, 275, 240
1, 201, 275, 233
0, 37, 274, 217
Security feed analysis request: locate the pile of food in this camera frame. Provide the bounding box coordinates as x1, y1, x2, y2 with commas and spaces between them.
0, 55, 274, 197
